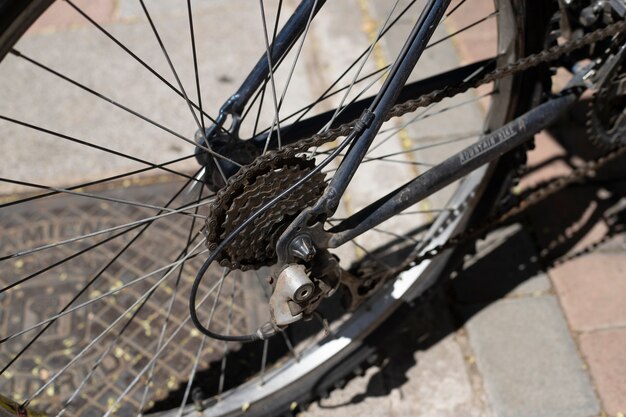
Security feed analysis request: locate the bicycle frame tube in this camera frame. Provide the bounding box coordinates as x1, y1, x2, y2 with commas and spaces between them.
276, 0, 583, 255
250, 58, 496, 147
202, 0, 580, 259
215, 0, 325, 118
327, 91, 580, 247
274, 0, 454, 262
322, 0, 452, 204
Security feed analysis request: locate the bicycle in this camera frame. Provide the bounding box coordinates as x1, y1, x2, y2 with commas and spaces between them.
0, 0, 624, 416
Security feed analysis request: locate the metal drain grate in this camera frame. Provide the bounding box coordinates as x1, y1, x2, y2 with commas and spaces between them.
0, 178, 253, 417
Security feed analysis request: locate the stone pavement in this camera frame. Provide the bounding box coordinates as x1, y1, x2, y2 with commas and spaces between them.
0, 1, 625, 417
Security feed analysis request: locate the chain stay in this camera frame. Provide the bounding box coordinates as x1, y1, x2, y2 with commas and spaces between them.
207, 21, 626, 278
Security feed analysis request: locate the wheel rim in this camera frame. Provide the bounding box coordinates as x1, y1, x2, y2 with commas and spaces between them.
0, 1, 524, 415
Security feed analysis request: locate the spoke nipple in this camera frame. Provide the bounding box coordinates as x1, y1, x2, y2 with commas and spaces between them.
192, 387, 206, 412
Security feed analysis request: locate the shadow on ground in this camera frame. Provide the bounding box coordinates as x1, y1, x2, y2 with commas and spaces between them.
311, 99, 626, 410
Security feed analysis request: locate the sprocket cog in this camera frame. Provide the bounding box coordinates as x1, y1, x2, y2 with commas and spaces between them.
587, 53, 626, 149
205, 155, 326, 270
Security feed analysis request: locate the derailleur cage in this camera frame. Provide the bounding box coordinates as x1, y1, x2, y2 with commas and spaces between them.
269, 250, 341, 327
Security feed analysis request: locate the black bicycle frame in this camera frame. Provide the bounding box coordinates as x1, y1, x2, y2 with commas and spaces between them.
207, 0, 579, 257
211, 0, 325, 129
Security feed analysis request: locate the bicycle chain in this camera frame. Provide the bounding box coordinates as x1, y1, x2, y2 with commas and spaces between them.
206, 20, 626, 273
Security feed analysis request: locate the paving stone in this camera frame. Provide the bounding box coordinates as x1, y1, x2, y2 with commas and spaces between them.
550, 253, 626, 331
453, 224, 551, 304
446, 0, 497, 65
304, 365, 393, 417
466, 296, 600, 417
306, 298, 489, 417
386, 333, 490, 417
579, 329, 626, 417
383, 297, 491, 417
29, 0, 116, 33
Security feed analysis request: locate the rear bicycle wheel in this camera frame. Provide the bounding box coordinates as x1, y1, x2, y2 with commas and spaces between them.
0, 1, 552, 416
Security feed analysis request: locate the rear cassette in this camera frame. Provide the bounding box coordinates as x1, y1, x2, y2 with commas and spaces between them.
205, 156, 326, 270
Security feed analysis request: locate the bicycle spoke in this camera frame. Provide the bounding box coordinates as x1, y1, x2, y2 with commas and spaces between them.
218, 274, 238, 396
259, 66, 390, 133
55, 232, 200, 416
260, 0, 318, 154
136, 185, 206, 415
5, 50, 228, 168
369, 226, 419, 244
0, 177, 206, 216
370, 90, 492, 153
324, 0, 401, 132
63, 0, 232, 138
316, 64, 389, 138
54, 295, 154, 417
0, 231, 206, 344
0, 154, 194, 210
445, 0, 470, 20
21, 238, 207, 409
138, 0, 230, 183
100, 269, 228, 417
321, 154, 433, 175
258, 0, 489, 139
0, 197, 213, 262
254, 0, 418, 136
0, 173, 197, 376
351, 239, 393, 270
318, 112, 483, 166
0, 176, 204, 295
325, 218, 393, 269
310, 68, 389, 158
258, 0, 284, 152
1, 111, 195, 182
251, 0, 283, 138
187, 0, 206, 132
368, 132, 480, 161
277, 0, 318, 113
281, 329, 299, 361
427, 11, 498, 50
176, 267, 230, 417
259, 338, 270, 386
